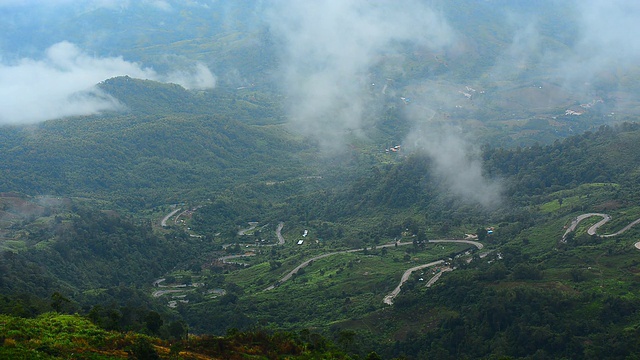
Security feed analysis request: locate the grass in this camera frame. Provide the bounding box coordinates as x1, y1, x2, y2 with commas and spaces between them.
227, 242, 471, 294
540, 195, 581, 213
0, 240, 27, 252
539, 183, 620, 213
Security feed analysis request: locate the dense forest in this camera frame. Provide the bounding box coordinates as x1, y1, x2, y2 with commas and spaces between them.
3, 121, 640, 358
4, 1, 640, 358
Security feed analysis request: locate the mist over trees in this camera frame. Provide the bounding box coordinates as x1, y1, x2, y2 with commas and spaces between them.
2, 1, 640, 359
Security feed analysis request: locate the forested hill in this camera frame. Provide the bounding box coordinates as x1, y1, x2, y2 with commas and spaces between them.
282, 123, 640, 227
97, 76, 283, 125
0, 78, 310, 208
98, 76, 213, 116
483, 123, 640, 197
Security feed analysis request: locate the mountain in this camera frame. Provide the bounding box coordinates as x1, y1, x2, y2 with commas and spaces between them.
3, 1, 640, 359
169, 123, 640, 359
0, 77, 311, 208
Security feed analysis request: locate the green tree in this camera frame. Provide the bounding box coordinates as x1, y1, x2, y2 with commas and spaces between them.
50, 292, 70, 313
144, 311, 163, 335
476, 228, 488, 242
127, 337, 160, 360
168, 320, 188, 341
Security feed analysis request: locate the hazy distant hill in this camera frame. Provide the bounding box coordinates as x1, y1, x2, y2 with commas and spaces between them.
1, 1, 274, 82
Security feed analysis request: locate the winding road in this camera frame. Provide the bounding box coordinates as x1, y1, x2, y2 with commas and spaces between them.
383, 260, 444, 305
238, 222, 259, 236
158, 212, 485, 302
426, 267, 453, 287
264, 239, 483, 292
161, 208, 181, 227
218, 253, 256, 266
563, 213, 640, 242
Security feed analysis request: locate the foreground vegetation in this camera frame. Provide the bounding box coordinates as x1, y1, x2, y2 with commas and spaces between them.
0, 312, 363, 359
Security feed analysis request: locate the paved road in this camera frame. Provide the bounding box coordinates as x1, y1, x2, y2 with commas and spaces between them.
264, 239, 483, 291
161, 208, 181, 227
601, 218, 640, 238
238, 222, 258, 236
429, 239, 483, 249
381, 241, 485, 304
563, 213, 607, 241
152, 289, 183, 298
563, 213, 640, 241
276, 222, 285, 245
426, 267, 453, 288
264, 249, 363, 291
383, 260, 444, 305
218, 253, 256, 266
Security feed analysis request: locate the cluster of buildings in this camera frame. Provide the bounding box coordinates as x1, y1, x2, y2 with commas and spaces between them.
297, 229, 309, 245
385, 145, 402, 153
564, 109, 585, 116
565, 98, 603, 116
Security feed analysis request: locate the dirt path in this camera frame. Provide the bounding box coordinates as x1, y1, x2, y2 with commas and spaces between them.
161, 208, 181, 227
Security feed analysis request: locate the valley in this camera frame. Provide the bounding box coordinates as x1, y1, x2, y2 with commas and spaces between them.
3, 1, 640, 359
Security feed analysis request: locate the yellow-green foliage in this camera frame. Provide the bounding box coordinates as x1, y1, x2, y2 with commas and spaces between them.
0, 313, 349, 359
0, 313, 136, 359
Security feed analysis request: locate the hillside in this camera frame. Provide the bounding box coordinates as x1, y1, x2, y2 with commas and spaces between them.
3, 109, 640, 359
4, 1, 640, 359
96, 76, 284, 125
169, 123, 640, 358
0, 78, 313, 209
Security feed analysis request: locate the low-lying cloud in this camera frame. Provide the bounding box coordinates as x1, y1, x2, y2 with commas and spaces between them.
0, 41, 215, 124
556, 1, 640, 90
267, 0, 454, 150
487, 1, 640, 94
267, 0, 502, 206
404, 105, 503, 208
